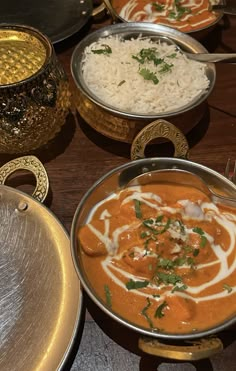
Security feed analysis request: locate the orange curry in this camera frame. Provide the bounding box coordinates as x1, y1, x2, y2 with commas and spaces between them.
78, 183, 236, 334
112, 0, 219, 32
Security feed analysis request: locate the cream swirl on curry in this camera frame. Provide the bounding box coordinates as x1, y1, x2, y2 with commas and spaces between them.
113, 0, 220, 32
79, 183, 236, 333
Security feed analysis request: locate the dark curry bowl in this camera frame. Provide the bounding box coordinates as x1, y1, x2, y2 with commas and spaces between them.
71, 157, 236, 360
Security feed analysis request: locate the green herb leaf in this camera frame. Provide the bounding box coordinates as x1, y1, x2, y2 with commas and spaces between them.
167, 53, 177, 58
141, 298, 154, 328
154, 301, 168, 318
132, 48, 163, 66
186, 257, 195, 267
192, 227, 204, 235
140, 231, 149, 238
171, 284, 188, 293
200, 235, 207, 248
134, 199, 142, 219
193, 248, 200, 257
92, 44, 112, 55
139, 68, 159, 85
156, 215, 164, 223
152, 2, 165, 11
173, 256, 186, 267
158, 258, 175, 270
223, 283, 233, 293
159, 62, 173, 74
157, 271, 182, 285
168, 11, 177, 19
104, 285, 112, 308
126, 279, 149, 290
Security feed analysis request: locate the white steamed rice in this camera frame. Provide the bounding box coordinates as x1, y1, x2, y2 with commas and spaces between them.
81, 36, 210, 114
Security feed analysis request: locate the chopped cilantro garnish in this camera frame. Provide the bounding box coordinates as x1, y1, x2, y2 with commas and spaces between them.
132, 48, 163, 66
92, 44, 112, 55
159, 62, 173, 74
134, 199, 142, 219
200, 235, 207, 248
173, 256, 186, 267
192, 227, 204, 235
193, 249, 200, 257
171, 284, 188, 293
139, 68, 159, 85
141, 298, 154, 328
183, 245, 193, 253
154, 301, 168, 318
126, 279, 149, 290
193, 227, 207, 247
158, 258, 175, 270
140, 231, 149, 238
186, 257, 195, 267
156, 215, 164, 223
223, 284, 233, 293
167, 53, 177, 58
104, 285, 112, 308
157, 271, 182, 285
152, 2, 165, 11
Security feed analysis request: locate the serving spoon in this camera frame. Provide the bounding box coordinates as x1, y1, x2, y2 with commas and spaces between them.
160, 35, 236, 63
127, 169, 236, 208
178, 52, 236, 63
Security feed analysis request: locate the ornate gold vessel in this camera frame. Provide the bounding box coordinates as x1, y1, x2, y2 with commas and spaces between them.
0, 24, 71, 154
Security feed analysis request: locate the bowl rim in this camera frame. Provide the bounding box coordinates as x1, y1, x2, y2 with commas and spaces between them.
0, 23, 53, 89
71, 22, 216, 120
71, 157, 236, 340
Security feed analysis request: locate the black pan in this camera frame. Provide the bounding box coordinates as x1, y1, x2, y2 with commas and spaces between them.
0, 0, 93, 44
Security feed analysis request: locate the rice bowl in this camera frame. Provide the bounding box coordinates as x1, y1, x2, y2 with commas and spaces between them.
71, 23, 216, 120
81, 35, 210, 115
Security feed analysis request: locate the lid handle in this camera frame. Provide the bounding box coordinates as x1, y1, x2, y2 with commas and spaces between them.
131, 119, 189, 161
0, 155, 49, 203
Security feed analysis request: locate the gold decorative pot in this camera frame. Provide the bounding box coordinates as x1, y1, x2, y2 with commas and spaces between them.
0, 24, 71, 154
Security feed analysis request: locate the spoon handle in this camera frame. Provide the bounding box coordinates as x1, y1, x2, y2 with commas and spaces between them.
186, 53, 236, 63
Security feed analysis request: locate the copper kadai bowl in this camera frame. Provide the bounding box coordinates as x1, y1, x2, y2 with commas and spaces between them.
71, 22, 216, 144
71, 128, 236, 361
0, 24, 71, 154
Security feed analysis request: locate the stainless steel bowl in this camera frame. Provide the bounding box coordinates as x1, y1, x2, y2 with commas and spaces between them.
71, 22, 216, 120
71, 23, 216, 143
71, 157, 236, 359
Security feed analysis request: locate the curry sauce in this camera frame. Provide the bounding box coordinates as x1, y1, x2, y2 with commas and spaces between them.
113, 0, 219, 33
78, 183, 236, 334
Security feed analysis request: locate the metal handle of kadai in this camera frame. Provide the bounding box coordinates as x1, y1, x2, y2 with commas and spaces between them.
0, 155, 49, 202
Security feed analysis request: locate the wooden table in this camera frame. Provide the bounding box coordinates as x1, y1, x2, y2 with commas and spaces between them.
2, 11, 236, 371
